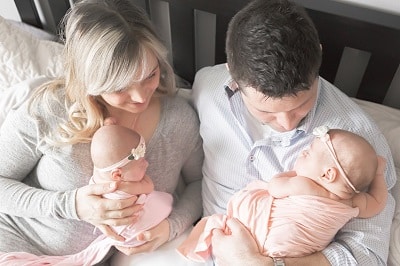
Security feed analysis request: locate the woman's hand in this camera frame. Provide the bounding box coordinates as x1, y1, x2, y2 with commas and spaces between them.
211, 218, 271, 265
115, 219, 170, 255
75, 181, 143, 241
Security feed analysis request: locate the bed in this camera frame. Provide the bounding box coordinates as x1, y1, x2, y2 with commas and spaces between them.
1, 0, 400, 265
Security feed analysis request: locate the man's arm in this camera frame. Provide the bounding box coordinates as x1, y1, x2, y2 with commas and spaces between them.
211, 218, 330, 266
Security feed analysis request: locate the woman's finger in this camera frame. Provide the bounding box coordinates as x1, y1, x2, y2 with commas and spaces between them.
82, 181, 118, 196
137, 231, 151, 242
101, 199, 142, 220
97, 224, 125, 242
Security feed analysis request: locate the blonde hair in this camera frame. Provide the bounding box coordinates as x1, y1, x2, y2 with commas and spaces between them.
29, 0, 176, 146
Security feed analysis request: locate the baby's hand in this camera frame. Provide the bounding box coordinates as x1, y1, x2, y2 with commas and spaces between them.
104, 117, 118, 125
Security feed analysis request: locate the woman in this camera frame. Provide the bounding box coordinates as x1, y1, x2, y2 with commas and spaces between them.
0, 0, 203, 261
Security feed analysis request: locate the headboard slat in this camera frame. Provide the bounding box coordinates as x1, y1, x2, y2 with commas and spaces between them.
166, 1, 196, 83
334, 47, 370, 98
383, 66, 400, 108
148, 0, 173, 64
194, 9, 216, 72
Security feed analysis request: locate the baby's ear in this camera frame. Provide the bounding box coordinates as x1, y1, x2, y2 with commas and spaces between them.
111, 168, 123, 181
321, 167, 338, 183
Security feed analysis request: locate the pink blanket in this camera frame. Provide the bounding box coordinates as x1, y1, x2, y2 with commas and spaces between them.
0, 191, 173, 266
177, 181, 359, 262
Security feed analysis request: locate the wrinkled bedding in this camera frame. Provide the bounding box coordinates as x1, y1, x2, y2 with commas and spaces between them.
0, 16, 63, 93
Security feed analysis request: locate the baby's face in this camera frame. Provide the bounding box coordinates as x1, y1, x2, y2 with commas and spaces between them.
122, 157, 149, 182
293, 138, 327, 179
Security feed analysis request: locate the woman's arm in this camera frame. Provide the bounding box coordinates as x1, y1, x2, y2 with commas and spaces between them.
0, 101, 65, 218
164, 99, 204, 239
0, 97, 141, 240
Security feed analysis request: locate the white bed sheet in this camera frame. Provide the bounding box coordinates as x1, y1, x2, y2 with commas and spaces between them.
0, 15, 399, 265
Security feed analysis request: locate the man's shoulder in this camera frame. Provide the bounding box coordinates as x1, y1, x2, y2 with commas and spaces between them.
192, 64, 231, 101
194, 64, 230, 84
318, 78, 363, 112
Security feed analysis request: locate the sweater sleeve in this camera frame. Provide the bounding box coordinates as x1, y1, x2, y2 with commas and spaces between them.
163, 96, 204, 240
0, 95, 79, 220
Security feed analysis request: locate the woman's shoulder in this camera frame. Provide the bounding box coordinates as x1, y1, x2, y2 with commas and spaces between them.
159, 94, 200, 132
30, 83, 66, 119
162, 93, 197, 117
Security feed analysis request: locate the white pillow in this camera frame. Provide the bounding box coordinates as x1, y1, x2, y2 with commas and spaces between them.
0, 76, 50, 126
353, 98, 400, 168
0, 16, 63, 93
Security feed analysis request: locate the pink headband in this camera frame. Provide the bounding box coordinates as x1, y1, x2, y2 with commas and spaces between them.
313, 126, 359, 193
95, 135, 146, 173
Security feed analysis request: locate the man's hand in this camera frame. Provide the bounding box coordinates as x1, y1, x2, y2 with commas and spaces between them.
211, 218, 272, 266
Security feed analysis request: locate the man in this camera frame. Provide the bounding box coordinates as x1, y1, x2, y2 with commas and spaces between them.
192, 0, 395, 265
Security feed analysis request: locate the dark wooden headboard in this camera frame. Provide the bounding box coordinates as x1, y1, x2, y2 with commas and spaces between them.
16, 0, 400, 109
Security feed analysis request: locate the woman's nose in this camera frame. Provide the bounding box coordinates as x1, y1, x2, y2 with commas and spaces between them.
128, 89, 147, 103
126, 83, 150, 103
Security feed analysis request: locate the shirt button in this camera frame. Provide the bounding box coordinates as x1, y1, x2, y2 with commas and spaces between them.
249, 155, 255, 161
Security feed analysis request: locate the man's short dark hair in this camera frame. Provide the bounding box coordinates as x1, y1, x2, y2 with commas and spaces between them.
226, 0, 322, 98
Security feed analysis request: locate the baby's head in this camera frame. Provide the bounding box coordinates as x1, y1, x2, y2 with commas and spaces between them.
91, 125, 148, 182
295, 126, 378, 196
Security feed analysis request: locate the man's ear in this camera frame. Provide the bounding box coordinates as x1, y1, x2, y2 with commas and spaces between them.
111, 168, 122, 181
320, 167, 338, 183
225, 63, 230, 71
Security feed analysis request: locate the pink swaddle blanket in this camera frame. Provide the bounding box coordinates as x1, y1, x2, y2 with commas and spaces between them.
0, 190, 173, 266
177, 180, 359, 262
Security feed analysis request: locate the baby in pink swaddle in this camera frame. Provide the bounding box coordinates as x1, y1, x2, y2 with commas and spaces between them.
177, 126, 388, 262
89, 124, 173, 248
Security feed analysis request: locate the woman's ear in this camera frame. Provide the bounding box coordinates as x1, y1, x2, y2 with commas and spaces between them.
320, 167, 338, 183
111, 168, 122, 181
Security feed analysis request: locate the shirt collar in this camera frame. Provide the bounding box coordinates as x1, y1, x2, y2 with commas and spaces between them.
224, 78, 239, 98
